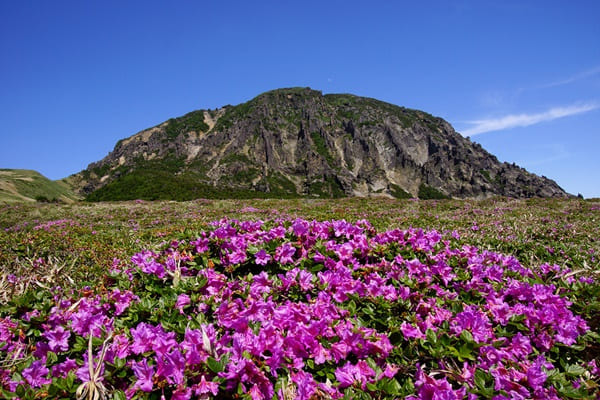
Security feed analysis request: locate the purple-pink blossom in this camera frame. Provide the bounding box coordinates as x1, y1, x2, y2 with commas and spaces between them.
131, 359, 154, 392
43, 325, 71, 352
176, 293, 191, 314
254, 249, 271, 265
275, 242, 296, 264
22, 360, 51, 388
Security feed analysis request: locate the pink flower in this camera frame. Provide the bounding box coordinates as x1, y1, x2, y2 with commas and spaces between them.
401, 322, 426, 340
131, 250, 165, 278
509, 333, 532, 358
381, 364, 400, 379
275, 243, 296, 264
255, 249, 271, 266
43, 325, 71, 352
292, 218, 309, 236
152, 330, 178, 356
527, 356, 548, 390
451, 306, 493, 343
176, 294, 191, 314
191, 237, 209, 253
172, 386, 192, 400
227, 249, 247, 265
297, 269, 314, 291
22, 360, 51, 388
249, 383, 265, 400
111, 289, 138, 315
131, 359, 154, 392
292, 370, 317, 399
70, 298, 111, 337
51, 358, 77, 378
194, 375, 219, 396
334, 361, 375, 389
250, 271, 272, 296
335, 243, 355, 261
130, 323, 157, 354
111, 333, 130, 359
156, 349, 186, 385
413, 366, 466, 400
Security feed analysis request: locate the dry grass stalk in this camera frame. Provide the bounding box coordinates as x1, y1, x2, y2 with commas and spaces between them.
75, 332, 112, 400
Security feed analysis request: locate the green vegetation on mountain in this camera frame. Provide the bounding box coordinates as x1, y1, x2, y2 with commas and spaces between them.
0, 169, 81, 203
418, 183, 451, 200
390, 184, 412, 199
85, 155, 301, 201
164, 110, 209, 141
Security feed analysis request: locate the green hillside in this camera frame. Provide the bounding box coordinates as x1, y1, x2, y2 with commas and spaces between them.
0, 169, 81, 203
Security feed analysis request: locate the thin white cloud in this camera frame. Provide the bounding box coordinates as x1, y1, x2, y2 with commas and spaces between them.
482, 66, 600, 108
539, 65, 600, 89
461, 102, 599, 136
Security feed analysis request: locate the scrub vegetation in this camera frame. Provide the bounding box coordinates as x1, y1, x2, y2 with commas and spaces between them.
0, 197, 598, 399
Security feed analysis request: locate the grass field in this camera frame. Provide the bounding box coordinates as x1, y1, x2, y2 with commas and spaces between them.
1, 197, 599, 399
0, 169, 80, 203
2, 198, 598, 292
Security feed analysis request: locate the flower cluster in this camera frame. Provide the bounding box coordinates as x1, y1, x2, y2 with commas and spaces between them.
0, 218, 598, 399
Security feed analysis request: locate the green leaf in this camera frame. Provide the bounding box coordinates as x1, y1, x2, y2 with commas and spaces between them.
438, 332, 451, 346
459, 329, 474, 343
389, 331, 403, 345
113, 390, 127, 400
399, 377, 415, 396
586, 331, 600, 341
345, 299, 357, 314
73, 335, 87, 352
309, 262, 324, 272
473, 369, 494, 397
380, 377, 402, 395
15, 385, 25, 398
47, 351, 58, 364
207, 356, 225, 373
474, 369, 487, 389
1, 388, 18, 399
48, 382, 60, 396
66, 371, 75, 389
361, 305, 374, 316
426, 328, 437, 344
564, 364, 586, 377
113, 356, 127, 369
458, 342, 475, 361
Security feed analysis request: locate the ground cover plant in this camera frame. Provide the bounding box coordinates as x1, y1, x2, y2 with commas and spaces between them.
1, 198, 599, 399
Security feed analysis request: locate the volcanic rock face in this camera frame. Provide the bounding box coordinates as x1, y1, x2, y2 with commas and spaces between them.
69, 87, 568, 200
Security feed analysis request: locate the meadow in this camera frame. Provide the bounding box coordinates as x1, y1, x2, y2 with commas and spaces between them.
1, 197, 599, 399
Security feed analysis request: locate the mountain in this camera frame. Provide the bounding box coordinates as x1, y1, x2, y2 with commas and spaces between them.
68, 87, 568, 201
0, 169, 81, 203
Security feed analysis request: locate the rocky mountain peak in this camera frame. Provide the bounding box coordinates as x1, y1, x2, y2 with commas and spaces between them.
67, 88, 569, 201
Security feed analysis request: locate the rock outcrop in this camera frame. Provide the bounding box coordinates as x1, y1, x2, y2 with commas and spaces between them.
68, 87, 568, 200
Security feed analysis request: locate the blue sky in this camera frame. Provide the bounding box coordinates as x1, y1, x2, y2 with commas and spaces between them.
1, 0, 599, 197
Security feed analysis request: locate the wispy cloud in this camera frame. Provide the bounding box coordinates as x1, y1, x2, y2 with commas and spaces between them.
478, 66, 600, 108
539, 65, 600, 88
461, 102, 599, 136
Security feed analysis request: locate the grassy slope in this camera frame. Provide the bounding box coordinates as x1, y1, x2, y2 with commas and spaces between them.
0, 169, 81, 203
0, 197, 598, 293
